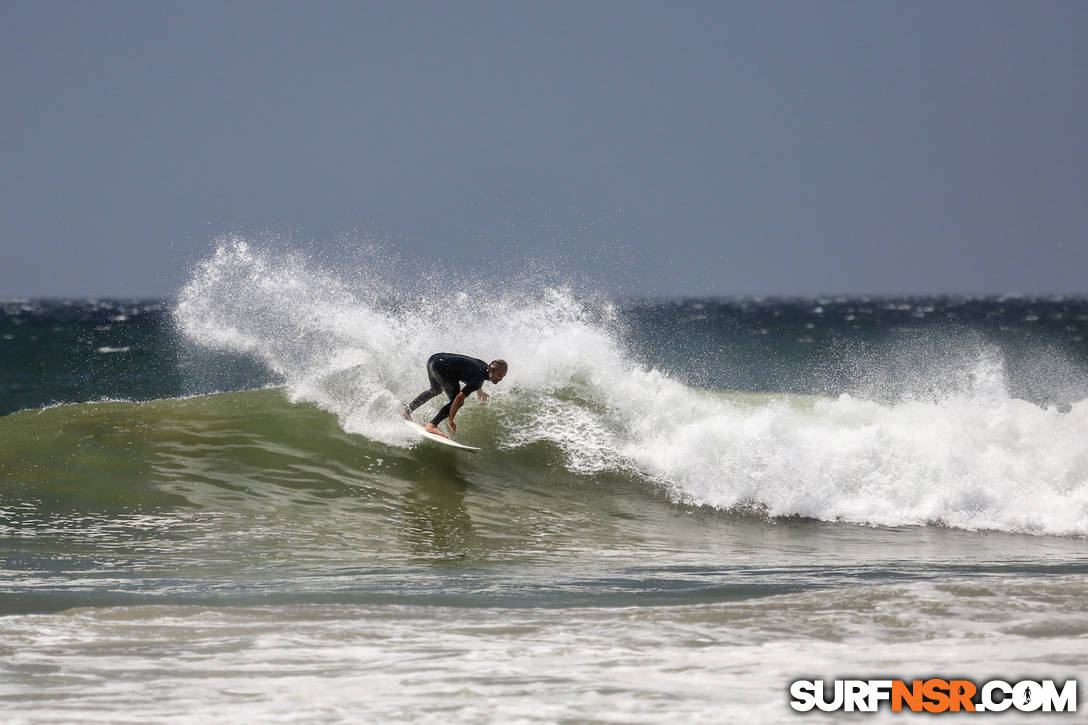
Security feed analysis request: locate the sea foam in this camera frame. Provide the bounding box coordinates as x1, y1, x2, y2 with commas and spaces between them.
176, 238, 1088, 537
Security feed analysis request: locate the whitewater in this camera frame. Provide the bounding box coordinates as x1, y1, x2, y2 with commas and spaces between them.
3, 238, 1087, 723
174, 238, 1088, 537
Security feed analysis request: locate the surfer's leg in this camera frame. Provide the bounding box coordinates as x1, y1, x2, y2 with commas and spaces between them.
429, 377, 460, 426
405, 360, 445, 415
405, 387, 438, 416
430, 400, 453, 426
406, 370, 442, 411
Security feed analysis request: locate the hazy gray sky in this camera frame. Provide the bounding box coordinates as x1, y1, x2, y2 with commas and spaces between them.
2, 0, 1086, 297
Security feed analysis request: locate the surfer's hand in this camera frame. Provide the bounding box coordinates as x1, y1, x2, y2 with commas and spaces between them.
477, 391, 489, 403
448, 421, 457, 436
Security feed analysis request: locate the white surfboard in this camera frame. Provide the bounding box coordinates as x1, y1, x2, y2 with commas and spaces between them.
403, 419, 480, 451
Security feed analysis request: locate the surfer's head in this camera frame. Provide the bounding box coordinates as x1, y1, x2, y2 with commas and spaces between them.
488, 359, 508, 384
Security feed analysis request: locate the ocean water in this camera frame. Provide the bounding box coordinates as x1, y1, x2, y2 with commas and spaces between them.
2, 240, 1086, 722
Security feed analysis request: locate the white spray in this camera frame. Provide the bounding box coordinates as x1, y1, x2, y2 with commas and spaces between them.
176, 239, 1088, 537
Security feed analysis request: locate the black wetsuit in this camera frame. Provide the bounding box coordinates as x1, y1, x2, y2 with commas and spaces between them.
405, 353, 489, 426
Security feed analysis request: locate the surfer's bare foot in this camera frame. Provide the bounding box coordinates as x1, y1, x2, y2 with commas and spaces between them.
400, 409, 411, 420
424, 423, 447, 438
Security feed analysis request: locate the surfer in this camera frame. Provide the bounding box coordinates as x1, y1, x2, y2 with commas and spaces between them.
402, 353, 507, 438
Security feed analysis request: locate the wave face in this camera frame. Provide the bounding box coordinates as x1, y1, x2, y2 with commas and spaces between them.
165, 238, 1088, 537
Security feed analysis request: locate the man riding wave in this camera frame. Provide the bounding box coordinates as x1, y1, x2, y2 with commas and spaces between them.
402, 353, 507, 438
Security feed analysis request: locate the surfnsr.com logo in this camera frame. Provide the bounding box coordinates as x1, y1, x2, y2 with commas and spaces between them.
789, 679, 1078, 713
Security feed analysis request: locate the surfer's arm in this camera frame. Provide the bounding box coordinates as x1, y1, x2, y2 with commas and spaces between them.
462, 378, 486, 404
448, 391, 467, 431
